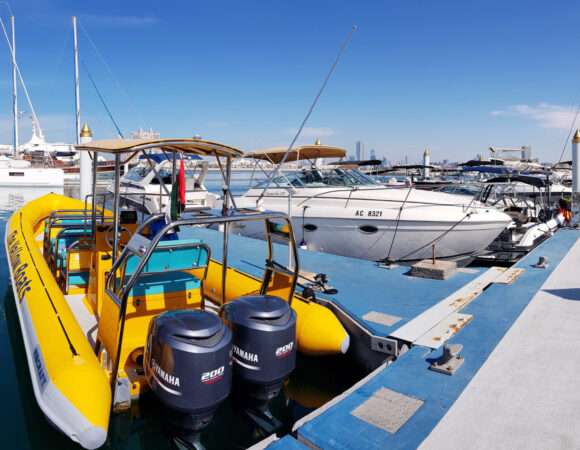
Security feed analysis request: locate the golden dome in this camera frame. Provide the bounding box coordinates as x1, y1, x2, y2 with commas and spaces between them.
573, 129, 580, 144
80, 123, 92, 138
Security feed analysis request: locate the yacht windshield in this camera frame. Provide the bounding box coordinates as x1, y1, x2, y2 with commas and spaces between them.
255, 168, 378, 188
124, 165, 151, 182
124, 162, 204, 186
150, 167, 203, 185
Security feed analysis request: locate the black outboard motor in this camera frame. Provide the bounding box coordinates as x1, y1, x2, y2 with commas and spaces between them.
144, 310, 232, 449
223, 295, 296, 432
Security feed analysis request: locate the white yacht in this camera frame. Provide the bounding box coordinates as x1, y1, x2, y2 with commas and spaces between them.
110, 153, 219, 213
0, 155, 64, 187
18, 120, 76, 163
234, 144, 512, 262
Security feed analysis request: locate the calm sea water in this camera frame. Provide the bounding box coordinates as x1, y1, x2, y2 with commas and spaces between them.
0, 174, 364, 450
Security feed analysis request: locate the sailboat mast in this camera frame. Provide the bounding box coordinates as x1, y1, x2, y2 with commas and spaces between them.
72, 16, 81, 145
10, 16, 18, 156
73, 16, 92, 201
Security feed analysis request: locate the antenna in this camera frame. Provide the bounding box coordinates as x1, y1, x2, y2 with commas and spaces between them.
257, 25, 357, 202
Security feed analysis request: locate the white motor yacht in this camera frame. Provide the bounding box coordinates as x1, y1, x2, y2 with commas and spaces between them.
234, 144, 513, 262
0, 155, 64, 187
109, 153, 219, 213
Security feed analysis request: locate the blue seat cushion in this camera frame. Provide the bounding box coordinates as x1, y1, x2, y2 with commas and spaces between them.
127, 271, 201, 298
125, 238, 208, 275
68, 272, 90, 286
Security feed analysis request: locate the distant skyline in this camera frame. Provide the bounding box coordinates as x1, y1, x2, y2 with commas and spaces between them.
1, 1, 580, 162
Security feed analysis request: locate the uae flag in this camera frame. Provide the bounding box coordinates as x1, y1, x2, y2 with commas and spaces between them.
170, 159, 186, 220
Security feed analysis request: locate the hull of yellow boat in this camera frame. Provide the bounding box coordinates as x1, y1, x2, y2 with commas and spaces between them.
5, 194, 110, 449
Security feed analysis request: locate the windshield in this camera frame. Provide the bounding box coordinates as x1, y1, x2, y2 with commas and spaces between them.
124, 161, 204, 185
150, 167, 202, 185
124, 165, 151, 182
255, 168, 379, 188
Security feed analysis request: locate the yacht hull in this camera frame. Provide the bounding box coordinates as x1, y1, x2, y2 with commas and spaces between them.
235, 187, 512, 262
234, 216, 508, 261
0, 167, 64, 187
293, 217, 508, 261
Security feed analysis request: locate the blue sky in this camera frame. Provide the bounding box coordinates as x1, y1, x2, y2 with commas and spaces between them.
1, 0, 580, 162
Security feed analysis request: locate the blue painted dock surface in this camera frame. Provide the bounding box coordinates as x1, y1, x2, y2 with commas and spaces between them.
211, 228, 578, 450
185, 227, 484, 337
299, 230, 579, 449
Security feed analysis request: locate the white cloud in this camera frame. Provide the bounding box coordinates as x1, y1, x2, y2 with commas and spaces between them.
285, 126, 335, 138
81, 15, 160, 28
491, 103, 577, 130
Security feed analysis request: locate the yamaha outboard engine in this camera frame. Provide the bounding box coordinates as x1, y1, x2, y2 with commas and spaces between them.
223, 295, 296, 432
144, 310, 232, 449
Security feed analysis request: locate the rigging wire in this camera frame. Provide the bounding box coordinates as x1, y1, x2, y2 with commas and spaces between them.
81, 58, 125, 138
556, 101, 580, 164
257, 25, 357, 202
78, 20, 146, 128
0, 17, 42, 133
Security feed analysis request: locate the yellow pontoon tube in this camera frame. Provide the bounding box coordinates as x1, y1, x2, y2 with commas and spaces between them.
5, 195, 110, 449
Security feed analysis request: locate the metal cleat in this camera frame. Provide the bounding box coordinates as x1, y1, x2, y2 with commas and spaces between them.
532, 256, 549, 269
429, 343, 464, 376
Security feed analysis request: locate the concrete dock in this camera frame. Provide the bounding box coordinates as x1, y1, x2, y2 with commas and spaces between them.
229, 228, 580, 449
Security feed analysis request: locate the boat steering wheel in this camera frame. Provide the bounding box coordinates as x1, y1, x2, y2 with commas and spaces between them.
104, 225, 132, 250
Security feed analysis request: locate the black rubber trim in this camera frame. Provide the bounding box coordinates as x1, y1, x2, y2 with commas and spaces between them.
19, 212, 78, 356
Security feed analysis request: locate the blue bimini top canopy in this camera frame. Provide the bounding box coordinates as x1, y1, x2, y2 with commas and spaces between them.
461, 165, 513, 175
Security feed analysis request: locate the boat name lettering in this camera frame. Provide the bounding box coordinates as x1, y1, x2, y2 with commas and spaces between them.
268, 190, 288, 197
201, 366, 225, 384
355, 209, 382, 217
275, 341, 294, 358
33, 347, 48, 389
151, 359, 180, 387
7, 230, 32, 301
232, 345, 258, 363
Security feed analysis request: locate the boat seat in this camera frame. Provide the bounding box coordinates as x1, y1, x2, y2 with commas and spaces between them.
49, 228, 91, 272
124, 239, 208, 275
126, 271, 201, 298
52, 227, 93, 292
97, 238, 210, 372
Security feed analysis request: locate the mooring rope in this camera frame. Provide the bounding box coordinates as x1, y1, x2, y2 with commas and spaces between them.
395, 211, 473, 262
385, 194, 478, 263
385, 184, 414, 261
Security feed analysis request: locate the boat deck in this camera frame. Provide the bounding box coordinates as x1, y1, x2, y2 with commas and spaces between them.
226, 228, 580, 449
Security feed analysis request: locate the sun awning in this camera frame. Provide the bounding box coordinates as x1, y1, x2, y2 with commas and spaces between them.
75, 138, 243, 158
245, 144, 346, 164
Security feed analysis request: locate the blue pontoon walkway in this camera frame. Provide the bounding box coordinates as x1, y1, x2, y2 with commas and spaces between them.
235, 229, 580, 449
187, 226, 492, 367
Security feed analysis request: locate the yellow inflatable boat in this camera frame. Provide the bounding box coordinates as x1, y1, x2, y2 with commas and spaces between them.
5, 138, 349, 449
